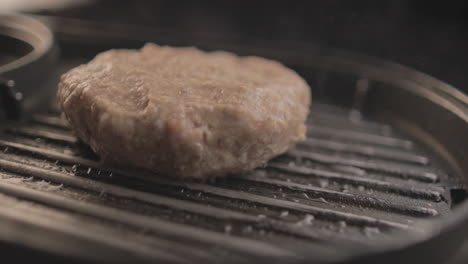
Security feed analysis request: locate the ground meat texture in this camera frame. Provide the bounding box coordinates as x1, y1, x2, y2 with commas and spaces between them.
57, 43, 311, 178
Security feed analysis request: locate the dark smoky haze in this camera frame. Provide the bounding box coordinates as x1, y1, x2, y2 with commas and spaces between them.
40, 0, 468, 93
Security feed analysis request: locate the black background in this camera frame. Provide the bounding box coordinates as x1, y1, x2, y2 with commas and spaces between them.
40, 0, 468, 93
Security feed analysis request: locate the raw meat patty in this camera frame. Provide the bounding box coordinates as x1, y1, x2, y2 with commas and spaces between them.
57, 43, 311, 178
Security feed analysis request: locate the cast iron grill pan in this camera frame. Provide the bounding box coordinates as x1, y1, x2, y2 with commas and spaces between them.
0, 15, 466, 264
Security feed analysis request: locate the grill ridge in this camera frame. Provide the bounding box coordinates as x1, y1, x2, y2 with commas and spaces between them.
307, 125, 413, 149
0, 157, 410, 230
300, 138, 428, 165
287, 149, 439, 182
0, 139, 442, 216
0, 139, 443, 202
267, 162, 443, 201
0, 179, 296, 259
0, 154, 383, 245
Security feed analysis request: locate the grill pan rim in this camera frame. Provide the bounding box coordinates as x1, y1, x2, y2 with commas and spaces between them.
0, 14, 57, 115
0, 14, 53, 74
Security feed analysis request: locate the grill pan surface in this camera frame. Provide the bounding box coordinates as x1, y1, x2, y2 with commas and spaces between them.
0, 15, 467, 264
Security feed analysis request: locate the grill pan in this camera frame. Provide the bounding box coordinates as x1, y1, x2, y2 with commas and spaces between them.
0, 15, 467, 264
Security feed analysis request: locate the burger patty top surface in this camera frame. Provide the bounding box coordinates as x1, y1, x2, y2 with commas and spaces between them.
57, 43, 311, 178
